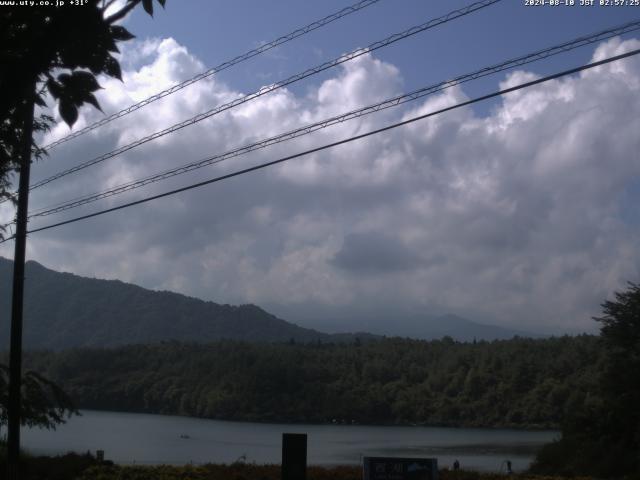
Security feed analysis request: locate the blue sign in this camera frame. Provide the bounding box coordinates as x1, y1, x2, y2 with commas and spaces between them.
363, 457, 438, 480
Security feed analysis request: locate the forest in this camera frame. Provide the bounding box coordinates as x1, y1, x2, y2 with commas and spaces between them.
20, 335, 602, 429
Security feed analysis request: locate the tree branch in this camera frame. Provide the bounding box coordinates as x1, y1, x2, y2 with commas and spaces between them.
105, 0, 139, 25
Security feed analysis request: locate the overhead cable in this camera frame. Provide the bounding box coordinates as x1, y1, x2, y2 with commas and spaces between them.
26, 19, 640, 219
42, 0, 383, 150
3, 47, 635, 241
26, 0, 502, 193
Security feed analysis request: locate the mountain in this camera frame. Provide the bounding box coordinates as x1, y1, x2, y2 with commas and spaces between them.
394, 313, 541, 341
298, 314, 538, 342
0, 257, 536, 350
0, 257, 342, 350
267, 305, 541, 341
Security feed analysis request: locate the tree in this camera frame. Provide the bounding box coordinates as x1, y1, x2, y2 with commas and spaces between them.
532, 282, 640, 477
592, 282, 640, 474
1, 2, 167, 476
0, 0, 166, 210
0, 363, 77, 434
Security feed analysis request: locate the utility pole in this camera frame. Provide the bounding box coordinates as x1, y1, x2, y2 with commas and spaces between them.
7, 78, 36, 480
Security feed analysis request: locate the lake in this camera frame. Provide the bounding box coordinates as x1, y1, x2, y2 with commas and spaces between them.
21, 410, 558, 472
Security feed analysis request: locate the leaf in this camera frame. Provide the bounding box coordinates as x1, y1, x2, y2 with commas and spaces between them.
105, 37, 120, 54
83, 93, 103, 112
86, 52, 107, 75
157, 0, 166, 6
110, 25, 135, 41
57, 73, 72, 87
46, 78, 62, 99
70, 71, 101, 92
142, 0, 153, 16
34, 94, 47, 108
103, 55, 122, 81
59, 100, 78, 127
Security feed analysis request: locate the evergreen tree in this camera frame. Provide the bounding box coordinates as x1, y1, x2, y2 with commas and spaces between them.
532, 282, 640, 477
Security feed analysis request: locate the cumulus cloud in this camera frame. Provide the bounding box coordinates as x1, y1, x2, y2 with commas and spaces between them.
3, 36, 640, 335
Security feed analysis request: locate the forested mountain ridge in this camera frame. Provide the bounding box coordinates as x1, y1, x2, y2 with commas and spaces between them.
22, 335, 601, 429
0, 257, 533, 349
0, 257, 340, 349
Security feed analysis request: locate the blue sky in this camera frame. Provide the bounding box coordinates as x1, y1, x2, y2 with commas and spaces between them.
3, 0, 640, 337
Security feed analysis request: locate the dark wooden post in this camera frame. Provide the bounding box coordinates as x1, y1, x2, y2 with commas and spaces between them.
282, 433, 307, 480
7, 78, 36, 480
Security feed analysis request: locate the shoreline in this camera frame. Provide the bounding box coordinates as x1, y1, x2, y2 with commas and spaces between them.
71, 408, 560, 432
1, 454, 570, 480
22, 410, 556, 473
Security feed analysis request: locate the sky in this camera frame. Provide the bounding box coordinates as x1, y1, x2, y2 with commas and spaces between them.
2, 0, 640, 336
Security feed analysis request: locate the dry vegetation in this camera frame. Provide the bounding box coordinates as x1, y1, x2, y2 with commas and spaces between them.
73, 464, 595, 480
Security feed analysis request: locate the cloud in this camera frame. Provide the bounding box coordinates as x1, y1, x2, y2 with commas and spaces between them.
3, 36, 640, 335
332, 232, 424, 274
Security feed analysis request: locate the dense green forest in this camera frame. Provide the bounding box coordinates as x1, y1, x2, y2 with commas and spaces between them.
20, 335, 602, 429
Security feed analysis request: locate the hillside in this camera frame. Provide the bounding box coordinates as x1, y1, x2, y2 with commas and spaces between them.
1, 257, 534, 349
0, 257, 337, 349
23, 335, 601, 428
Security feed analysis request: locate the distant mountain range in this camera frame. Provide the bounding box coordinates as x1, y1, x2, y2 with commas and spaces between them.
0, 257, 536, 350
280, 311, 541, 342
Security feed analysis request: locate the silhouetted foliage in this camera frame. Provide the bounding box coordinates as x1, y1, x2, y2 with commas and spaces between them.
0, 363, 77, 433
531, 282, 640, 477
20, 335, 602, 429
0, 449, 100, 480
0, 0, 166, 230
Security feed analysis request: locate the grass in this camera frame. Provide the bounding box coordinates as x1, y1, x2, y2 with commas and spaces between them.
73, 464, 597, 480
0, 446, 599, 480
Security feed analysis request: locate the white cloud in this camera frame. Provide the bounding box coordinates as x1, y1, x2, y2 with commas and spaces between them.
4, 36, 640, 335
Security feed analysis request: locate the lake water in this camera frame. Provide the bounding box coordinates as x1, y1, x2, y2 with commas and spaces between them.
21, 410, 558, 472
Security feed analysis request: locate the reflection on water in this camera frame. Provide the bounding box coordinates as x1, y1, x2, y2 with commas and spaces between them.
22, 410, 558, 472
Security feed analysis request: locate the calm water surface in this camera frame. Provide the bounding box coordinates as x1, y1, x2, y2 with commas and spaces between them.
22, 410, 558, 472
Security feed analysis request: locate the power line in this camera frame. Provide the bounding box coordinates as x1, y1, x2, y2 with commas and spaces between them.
5, 47, 636, 241
25, 0, 501, 194
26, 19, 640, 220
42, 0, 383, 151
